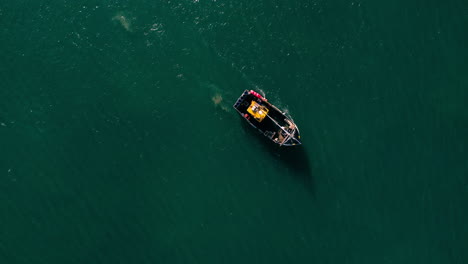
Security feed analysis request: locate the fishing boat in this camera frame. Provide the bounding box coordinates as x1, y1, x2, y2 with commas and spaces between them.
233, 90, 302, 146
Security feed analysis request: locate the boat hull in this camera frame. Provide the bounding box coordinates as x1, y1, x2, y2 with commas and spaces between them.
233, 90, 301, 146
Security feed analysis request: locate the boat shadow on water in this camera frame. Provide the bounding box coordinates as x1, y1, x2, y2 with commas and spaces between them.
240, 122, 314, 196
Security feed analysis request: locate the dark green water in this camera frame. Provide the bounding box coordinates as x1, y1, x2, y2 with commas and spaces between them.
1, 0, 467, 263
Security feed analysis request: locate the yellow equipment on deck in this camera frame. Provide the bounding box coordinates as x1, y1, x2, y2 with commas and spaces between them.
247, 101, 269, 122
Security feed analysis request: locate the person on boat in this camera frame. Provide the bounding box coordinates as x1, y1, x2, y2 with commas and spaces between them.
275, 129, 286, 143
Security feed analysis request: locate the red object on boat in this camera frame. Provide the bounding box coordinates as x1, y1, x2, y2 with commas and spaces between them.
249, 90, 266, 101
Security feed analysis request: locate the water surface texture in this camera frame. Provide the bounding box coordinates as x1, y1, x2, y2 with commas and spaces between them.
1, 1, 467, 263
